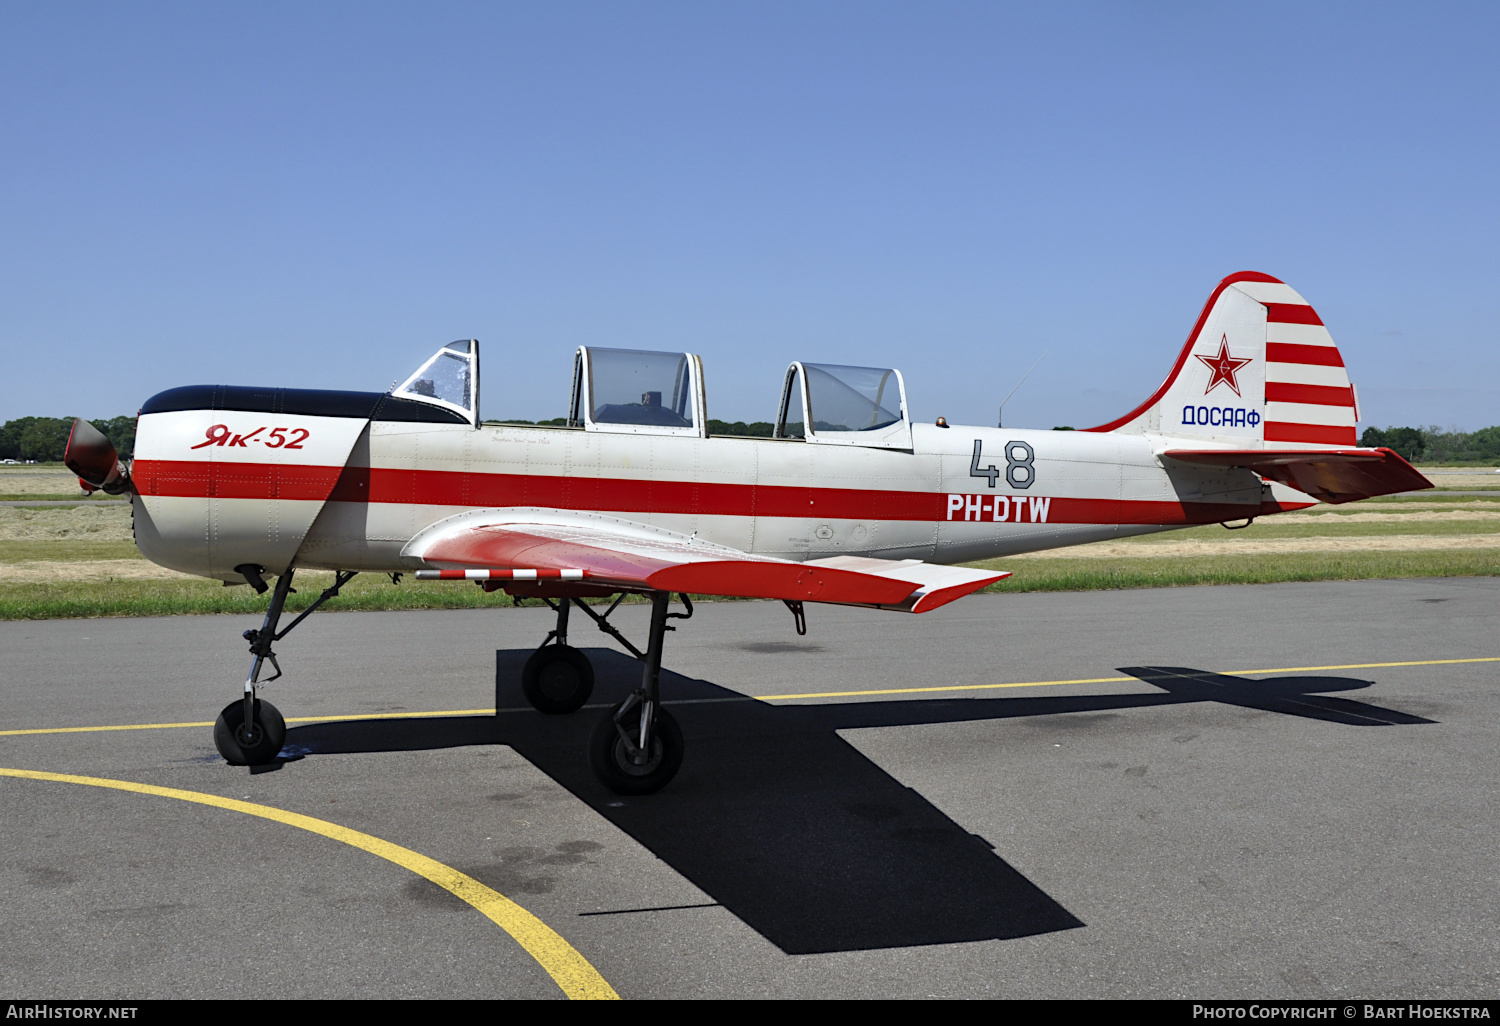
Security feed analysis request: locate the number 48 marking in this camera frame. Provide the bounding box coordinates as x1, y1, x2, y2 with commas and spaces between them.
971, 439, 1035, 490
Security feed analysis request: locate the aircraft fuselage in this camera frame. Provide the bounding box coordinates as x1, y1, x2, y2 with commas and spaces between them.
128, 391, 1307, 584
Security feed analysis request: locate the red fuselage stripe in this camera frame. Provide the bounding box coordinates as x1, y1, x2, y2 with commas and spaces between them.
131, 459, 1298, 525
131, 461, 344, 501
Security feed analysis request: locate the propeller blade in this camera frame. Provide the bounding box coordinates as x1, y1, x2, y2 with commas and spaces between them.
64, 418, 129, 493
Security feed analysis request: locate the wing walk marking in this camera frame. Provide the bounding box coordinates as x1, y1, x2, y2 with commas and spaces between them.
0, 767, 619, 1001
3, 657, 1492, 737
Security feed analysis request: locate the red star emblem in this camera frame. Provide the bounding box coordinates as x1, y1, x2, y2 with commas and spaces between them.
1195, 334, 1252, 396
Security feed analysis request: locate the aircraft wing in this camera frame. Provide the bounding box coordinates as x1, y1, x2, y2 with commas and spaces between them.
403, 508, 1007, 611
1162, 447, 1432, 504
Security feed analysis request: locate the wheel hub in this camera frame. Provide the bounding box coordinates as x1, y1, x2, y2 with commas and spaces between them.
538, 662, 579, 701
613, 735, 663, 776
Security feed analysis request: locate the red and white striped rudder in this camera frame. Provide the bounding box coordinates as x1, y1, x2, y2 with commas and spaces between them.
1087, 271, 1358, 448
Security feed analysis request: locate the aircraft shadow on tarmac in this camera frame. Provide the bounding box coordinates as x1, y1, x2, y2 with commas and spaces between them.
282, 650, 1433, 955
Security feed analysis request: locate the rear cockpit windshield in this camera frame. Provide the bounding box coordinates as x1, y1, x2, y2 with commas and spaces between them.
393, 340, 479, 424
776, 361, 911, 449
805, 363, 902, 432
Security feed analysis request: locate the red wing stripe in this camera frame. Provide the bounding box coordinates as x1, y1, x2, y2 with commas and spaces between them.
1264, 303, 1324, 325
421, 528, 920, 604
1264, 422, 1358, 446
1264, 382, 1355, 407
1266, 343, 1345, 367
423, 528, 675, 583
642, 560, 917, 605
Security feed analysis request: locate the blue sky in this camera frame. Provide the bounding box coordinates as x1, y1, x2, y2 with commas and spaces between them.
2, 2, 1497, 430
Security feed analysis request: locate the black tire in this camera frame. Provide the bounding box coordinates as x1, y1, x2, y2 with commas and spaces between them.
589, 703, 684, 795
213, 698, 287, 766
521, 645, 595, 714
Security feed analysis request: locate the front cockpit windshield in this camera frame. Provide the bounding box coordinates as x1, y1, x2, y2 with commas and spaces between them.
589, 348, 694, 428
804, 363, 902, 432
394, 340, 478, 421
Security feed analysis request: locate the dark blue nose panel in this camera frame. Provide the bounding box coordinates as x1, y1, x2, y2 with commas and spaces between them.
140, 385, 469, 424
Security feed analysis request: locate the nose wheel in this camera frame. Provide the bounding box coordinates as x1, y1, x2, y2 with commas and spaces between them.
213, 566, 355, 768
214, 698, 286, 766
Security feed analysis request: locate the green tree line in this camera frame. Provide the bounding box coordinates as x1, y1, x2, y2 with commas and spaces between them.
0, 417, 136, 463
1360, 425, 1500, 464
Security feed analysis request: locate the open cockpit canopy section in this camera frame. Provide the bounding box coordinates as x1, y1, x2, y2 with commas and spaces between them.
393, 340, 479, 425
570, 347, 707, 437
776, 362, 911, 449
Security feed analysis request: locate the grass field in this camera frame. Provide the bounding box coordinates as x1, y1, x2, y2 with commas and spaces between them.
2, 483, 1499, 620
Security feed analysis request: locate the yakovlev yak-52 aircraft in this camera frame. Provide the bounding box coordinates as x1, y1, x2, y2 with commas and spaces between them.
66, 271, 1431, 793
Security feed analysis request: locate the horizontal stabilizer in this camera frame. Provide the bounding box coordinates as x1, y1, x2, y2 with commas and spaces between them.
1162, 447, 1431, 504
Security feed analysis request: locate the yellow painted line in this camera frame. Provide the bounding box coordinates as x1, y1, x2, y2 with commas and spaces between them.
3, 657, 1496, 736
0, 766, 618, 1001
0, 709, 497, 737
1227, 657, 1500, 674
750, 656, 1500, 701
0, 720, 217, 736
754, 676, 1137, 701
285, 708, 495, 724
287, 708, 495, 722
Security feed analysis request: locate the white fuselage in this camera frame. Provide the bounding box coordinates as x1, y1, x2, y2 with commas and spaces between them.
130, 410, 1303, 582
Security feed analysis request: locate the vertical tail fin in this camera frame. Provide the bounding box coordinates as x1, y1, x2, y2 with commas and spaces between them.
1086, 272, 1358, 448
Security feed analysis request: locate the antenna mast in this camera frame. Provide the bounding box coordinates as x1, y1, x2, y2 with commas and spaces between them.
997, 347, 1049, 428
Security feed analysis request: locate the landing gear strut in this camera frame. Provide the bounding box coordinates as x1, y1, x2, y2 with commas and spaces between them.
213, 566, 356, 767
589, 591, 685, 795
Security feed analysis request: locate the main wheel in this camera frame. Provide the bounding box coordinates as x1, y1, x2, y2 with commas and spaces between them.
589, 703, 683, 795
214, 697, 287, 766
521, 644, 595, 714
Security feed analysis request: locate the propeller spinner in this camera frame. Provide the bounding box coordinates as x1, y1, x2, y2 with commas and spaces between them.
64, 418, 131, 494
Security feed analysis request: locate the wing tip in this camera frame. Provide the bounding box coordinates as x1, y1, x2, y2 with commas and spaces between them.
908, 570, 1011, 614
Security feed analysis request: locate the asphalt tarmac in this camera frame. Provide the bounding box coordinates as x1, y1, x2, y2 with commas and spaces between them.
0, 578, 1496, 999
